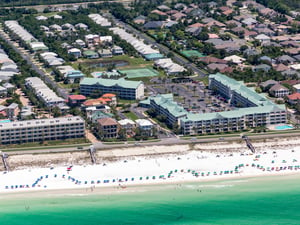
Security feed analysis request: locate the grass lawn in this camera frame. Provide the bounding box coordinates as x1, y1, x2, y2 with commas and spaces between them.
1, 138, 90, 151
124, 111, 139, 120
127, 76, 153, 84
35, 12, 60, 17
118, 99, 138, 104
112, 55, 152, 67
58, 82, 79, 90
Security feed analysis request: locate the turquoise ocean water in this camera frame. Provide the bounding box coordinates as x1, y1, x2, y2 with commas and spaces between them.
1, 174, 300, 225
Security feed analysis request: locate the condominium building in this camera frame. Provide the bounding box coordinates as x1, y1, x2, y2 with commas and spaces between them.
80, 78, 144, 100
180, 73, 286, 135
0, 116, 85, 145
25, 77, 65, 106
142, 73, 286, 135
148, 94, 187, 126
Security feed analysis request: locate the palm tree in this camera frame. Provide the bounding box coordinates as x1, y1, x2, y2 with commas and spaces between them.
193, 86, 197, 97
187, 99, 192, 108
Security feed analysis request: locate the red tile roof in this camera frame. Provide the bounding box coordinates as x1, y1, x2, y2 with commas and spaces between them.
102, 93, 116, 98
280, 80, 300, 86
68, 95, 87, 100
287, 93, 300, 100
98, 117, 118, 126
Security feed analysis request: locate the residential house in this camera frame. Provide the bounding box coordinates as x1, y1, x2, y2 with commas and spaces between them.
89, 110, 113, 123
75, 23, 88, 30
260, 80, 278, 91
83, 50, 99, 59
57, 65, 85, 83
287, 93, 300, 104
68, 95, 87, 106
157, 5, 171, 11
133, 15, 146, 24
143, 21, 164, 29
274, 64, 289, 72
259, 56, 272, 63
242, 17, 257, 26
3, 83, 15, 92
224, 55, 246, 64
171, 12, 186, 21
6, 103, 19, 120
293, 84, 300, 93
0, 86, 7, 97
135, 119, 154, 136
189, 8, 205, 18
85, 34, 100, 46
255, 34, 271, 43
118, 119, 136, 136
100, 36, 113, 44
36, 15, 47, 21
50, 24, 62, 32
207, 63, 229, 72
67, 48, 81, 58
112, 46, 124, 55
20, 106, 34, 119
277, 55, 296, 64
97, 117, 119, 139
74, 39, 86, 48
98, 49, 112, 58
269, 84, 290, 98
252, 64, 271, 72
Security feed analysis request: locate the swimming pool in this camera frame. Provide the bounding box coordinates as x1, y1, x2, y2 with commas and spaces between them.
0, 119, 11, 123
275, 125, 294, 130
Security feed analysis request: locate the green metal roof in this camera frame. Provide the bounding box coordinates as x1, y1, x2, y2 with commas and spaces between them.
140, 93, 173, 106
181, 105, 286, 123
209, 73, 273, 107
151, 94, 187, 117
91, 111, 113, 121
80, 77, 143, 89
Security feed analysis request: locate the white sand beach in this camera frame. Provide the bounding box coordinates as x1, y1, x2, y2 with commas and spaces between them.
1, 138, 300, 193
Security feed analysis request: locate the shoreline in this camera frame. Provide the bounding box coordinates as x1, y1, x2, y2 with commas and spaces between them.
1, 172, 300, 199
1, 140, 300, 195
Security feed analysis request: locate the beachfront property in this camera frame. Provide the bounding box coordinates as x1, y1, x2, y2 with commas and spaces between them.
180, 73, 287, 135
142, 73, 287, 135
118, 119, 136, 136
148, 93, 187, 126
80, 78, 144, 100
0, 116, 85, 144
135, 119, 155, 136
97, 117, 119, 139
25, 77, 65, 107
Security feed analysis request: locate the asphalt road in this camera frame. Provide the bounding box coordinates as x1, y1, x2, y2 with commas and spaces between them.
0, 30, 69, 99
112, 18, 207, 77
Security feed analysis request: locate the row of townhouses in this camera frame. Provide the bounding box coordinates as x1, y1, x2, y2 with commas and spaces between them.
25, 77, 65, 107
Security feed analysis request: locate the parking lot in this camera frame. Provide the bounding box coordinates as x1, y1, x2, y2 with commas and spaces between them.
147, 81, 234, 114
